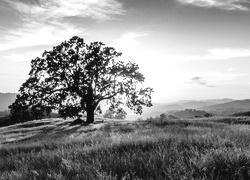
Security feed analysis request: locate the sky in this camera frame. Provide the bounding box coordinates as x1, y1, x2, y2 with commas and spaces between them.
0, 0, 250, 103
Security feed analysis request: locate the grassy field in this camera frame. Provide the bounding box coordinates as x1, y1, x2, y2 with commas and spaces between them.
1, 116, 250, 179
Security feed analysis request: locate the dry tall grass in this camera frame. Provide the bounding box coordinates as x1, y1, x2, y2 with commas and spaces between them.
1, 116, 250, 179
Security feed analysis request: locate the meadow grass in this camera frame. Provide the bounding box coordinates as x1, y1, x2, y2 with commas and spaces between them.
1, 117, 250, 179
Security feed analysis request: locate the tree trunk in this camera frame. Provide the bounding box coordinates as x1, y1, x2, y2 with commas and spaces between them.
86, 107, 95, 124
85, 87, 95, 124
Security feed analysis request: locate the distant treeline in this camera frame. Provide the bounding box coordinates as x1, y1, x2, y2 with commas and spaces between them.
0, 116, 11, 127
233, 111, 250, 117
0, 110, 10, 117
0, 112, 60, 127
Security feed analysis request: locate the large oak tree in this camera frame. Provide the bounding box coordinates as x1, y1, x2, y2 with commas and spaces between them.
9, 36, 153, 123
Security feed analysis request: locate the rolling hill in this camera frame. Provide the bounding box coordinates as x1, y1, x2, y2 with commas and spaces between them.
174, 98, 234, 109
199, 99, 250, 115
0, 93, 18, 111
167, 109, 211, 119
136, 99, 235, 119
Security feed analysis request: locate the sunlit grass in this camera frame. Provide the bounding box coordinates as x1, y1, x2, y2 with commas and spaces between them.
1, 116, 250, 179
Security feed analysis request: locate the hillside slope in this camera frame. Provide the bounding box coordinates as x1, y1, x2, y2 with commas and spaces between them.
199, 99, 250, 115
137, 99, 235, 119
0, 93, 18, 111
168, 109, 210, 118
2, 116, 250, 179
0, 117, 108, 145
175, 98, 234, 109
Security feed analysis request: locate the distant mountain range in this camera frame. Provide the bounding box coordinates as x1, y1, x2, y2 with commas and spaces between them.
1, 92, 250, 119
0, 93, 18, 112
199, 99, 250, 115
174, 98, 234, 109
136, 98, 250, 119
142, 98, 234, 113
167, 109, 211, 119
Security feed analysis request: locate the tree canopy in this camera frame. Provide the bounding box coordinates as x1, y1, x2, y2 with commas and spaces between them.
9, 36, 153, 123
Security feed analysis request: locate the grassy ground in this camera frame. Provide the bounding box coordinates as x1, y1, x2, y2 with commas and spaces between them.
1, 116, 250, 179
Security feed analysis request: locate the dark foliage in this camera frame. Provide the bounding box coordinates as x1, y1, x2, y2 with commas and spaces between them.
0, 116, 11, 127
9, 36, 153, 124
233, 111, 250, 117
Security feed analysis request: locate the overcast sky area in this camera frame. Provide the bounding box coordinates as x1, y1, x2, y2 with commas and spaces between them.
0, 0, 250, 103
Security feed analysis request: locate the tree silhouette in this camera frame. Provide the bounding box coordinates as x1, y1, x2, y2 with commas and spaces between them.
9, 36, 153, 123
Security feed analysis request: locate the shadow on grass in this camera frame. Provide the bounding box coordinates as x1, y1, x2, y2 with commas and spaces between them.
145, 117, 226, 129
1, 118, 105, 145
16, 121, 53, 128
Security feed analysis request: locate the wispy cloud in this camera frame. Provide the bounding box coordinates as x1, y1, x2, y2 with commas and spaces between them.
0, 22, 83, 51
177, 0, 250, 11
186, 72, 248, 87
3, 49, 44, 62
0, 0, 125, 51
165, 48, 250, 62
203, 72, 248, 83
0, 73, 15, 76
186, 77, 215, 87
117, 32, 148, 50
207, 48, 250, 59
10, 0, 125, 21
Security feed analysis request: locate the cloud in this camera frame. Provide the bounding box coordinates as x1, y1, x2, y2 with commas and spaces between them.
117, 32, 148, 50
186, 72, 248, 87
0, 0, 125, 51
165, 48, 250, 62
0, 73, 15, 76
177, 0, 250, 11
0, 23, 83, 51
3, 49, 44, 62
9, 0, 125, 21
186, 77, 215, 87
202, 72, 247, 83
207, 48, 250, 59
